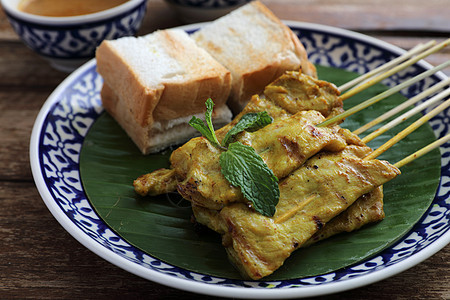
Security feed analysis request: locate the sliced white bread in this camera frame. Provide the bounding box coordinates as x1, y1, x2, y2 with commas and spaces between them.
96, 29, 232, 154
192, 1, 317, 113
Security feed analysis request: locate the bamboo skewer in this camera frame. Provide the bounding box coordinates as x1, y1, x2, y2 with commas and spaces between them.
394, 134, 450, 168
317, 61, 450, 127
363, 98, 450, 161
361, 87, 450, 143
274, 194, 317, 224
339, 38, 450, 101
354, 78, 450, 135
338, 41, 436, 92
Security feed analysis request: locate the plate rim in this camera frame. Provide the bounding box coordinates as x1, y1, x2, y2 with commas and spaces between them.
29, 20, 450, 299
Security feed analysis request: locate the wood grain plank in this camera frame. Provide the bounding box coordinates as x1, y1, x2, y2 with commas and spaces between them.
0, 42, 67, 88
263, 0, 450, 32
0, 90, 52, 181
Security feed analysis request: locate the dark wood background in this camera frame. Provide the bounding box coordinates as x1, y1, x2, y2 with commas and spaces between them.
0, 0, 449, 299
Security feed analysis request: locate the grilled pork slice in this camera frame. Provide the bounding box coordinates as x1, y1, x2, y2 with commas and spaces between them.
218, 71, 343, 135
264, 71, 343, 118
302, 185, 385, 247
300, 146, 387, 246
197, 145, 400, 279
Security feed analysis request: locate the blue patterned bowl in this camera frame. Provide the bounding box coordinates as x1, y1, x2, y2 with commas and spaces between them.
1, 0, 148, 72
164, 0, 252, 23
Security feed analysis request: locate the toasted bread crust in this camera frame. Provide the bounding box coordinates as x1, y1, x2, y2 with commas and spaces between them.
153, 72, 231, 121
192, 1, 316, 113
97, 39, 161, 127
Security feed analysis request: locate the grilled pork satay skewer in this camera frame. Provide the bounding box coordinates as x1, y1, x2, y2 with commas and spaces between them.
261, 40, 446, 120
354, 78, 450, 135
339, 38, 450, 101
274, 131, 450, 224
236, 41, 448, 122
311, 98, 449, 244
263, 47, 450, 122
338, 41, 436, 92
275, 132, 449, 246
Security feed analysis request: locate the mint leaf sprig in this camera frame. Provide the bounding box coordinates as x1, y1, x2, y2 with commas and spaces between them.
188, 98, 279, 217
188, 99, 225, 150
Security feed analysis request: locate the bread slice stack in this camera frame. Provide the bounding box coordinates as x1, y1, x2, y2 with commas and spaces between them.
96, 1, 316, 154
97, 29, 232, 154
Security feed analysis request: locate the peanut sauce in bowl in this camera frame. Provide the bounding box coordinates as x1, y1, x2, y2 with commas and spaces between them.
18, 0, 129, 17
3, 0, 147, 71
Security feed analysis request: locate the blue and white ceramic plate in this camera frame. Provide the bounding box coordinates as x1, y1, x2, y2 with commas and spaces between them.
30, 22, 449, 298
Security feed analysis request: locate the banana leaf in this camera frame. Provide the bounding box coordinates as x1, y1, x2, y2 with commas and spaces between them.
80, 65, 441, 280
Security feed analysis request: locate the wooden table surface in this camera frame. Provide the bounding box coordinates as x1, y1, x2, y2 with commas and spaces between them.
1, 0, 449, 299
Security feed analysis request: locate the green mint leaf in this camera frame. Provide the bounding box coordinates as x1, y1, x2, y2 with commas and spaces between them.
204, 98, 221, 146
188, 116, 218, 146
219, 142, 279, 217
188, 98, 221, 148
221, 111, 273, 147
